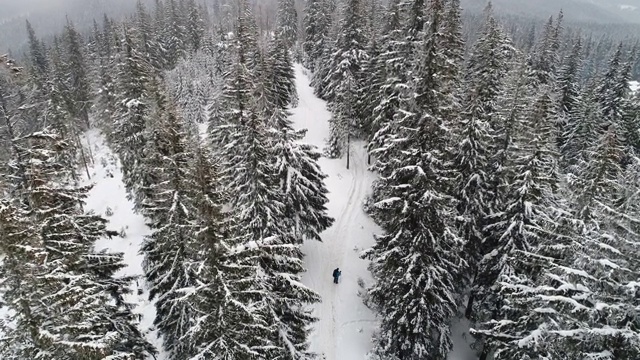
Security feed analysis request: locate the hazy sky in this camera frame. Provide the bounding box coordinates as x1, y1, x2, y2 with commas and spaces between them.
0, 0, 148, 52
0, 0, 63, 19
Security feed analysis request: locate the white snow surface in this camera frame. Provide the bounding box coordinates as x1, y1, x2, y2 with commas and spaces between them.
291, 64, 380, 360
81, 132, 166, 359
76, 64, 476, 360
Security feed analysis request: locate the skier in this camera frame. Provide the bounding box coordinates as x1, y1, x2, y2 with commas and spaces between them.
332, 268, 341, 284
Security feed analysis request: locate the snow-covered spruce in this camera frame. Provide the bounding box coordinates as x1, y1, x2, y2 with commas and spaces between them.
452, 5, 514, 317
364, 1, 466, 358
207, 4, 330, 357
0, 131, 155, 360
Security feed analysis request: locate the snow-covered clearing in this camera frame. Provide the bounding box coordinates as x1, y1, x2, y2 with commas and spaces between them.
290, 64, 476, 360
81, 131, 166, 359
291, 64, 380, 359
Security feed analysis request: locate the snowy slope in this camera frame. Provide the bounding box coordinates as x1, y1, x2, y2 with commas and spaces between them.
291, 64, 380, 360
81, 131, 167, 359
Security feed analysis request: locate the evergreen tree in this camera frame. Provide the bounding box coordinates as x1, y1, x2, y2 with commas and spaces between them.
182, 144, 264, 359
134, 0, 155, 61
359, 0, 384, 139
211, 9, 323, 357
623, 88, 640, 155
163, 0, 188, 68
0, 131, 155, 360
561, 83, 600, 171
366, 0, 405, 169
140, 88, 200, 359
556, 38, 583, 149
303, 0, 335, 71
267, 32, 298, 109
269, 106, 334, 242
364, 1, 465, 358
185, 0, 206, 52
62, 20, 92, 127
24, 20, 48, 90
111, 29, 156, 207
319, 0, 368, 104
454, 5, 513, 315
277, 0, 299, 48
467, 57, 535, 328
92, 21, 118, 136
527, 13, 563, 87
440, 0, 464, 100
319, 0, 370, 156
472, 89, 566, 359
596, 44, 629, 130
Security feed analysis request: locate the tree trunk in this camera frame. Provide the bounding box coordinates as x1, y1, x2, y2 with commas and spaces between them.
465, 291, 475, 319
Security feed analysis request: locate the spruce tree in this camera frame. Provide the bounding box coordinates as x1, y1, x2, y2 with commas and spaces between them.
269, 106, 334, 242
277, 0, 299, 48
455, 5, 515, 316
319, 0, 368, 103
556, 38, 583, 150
185, 0, 206, 52
182, 144, 265, 359
364, 1, 465, 358
133, 0, 155, 61
111, 29, 156, 207
466, 56, 535, 333
62, 20, 92, 128
561, 83, 600, 171
366, 0, 404, 169
140, 87, 202, 359
527, 13, 562, 87
318, 0, 369, 152
596, 44, 629, 130
472, 89, 567, 359
267, 32, 298, 109
0, 131, 155, 360
359, 0, 384, 140
303, 0, 335, 71
211, 8, 323, 357
24, 20, 48, 90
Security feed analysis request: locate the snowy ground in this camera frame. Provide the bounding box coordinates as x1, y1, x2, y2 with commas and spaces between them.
79, 64, 475, 360
81, 132, 166, 359
291, 64, 380, 359
290, 65, 476, 360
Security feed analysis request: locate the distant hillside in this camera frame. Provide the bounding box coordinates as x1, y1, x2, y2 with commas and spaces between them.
584, 0, 640, 23
461, 0, 639, 24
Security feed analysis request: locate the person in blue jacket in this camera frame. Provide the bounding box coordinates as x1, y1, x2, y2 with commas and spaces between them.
332, 268, 341, 284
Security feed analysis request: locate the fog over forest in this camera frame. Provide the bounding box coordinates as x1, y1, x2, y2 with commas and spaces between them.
3, 0, 640, 55
0, 0, 153, 54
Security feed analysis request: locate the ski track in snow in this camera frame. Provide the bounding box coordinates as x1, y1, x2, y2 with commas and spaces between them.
291, 64, 380, 360
290, 65, 476, 360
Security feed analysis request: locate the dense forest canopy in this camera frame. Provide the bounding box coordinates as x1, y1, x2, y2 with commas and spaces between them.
2, 0, 640, 359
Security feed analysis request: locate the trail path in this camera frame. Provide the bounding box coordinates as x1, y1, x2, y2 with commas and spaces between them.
291, 64, 379, 360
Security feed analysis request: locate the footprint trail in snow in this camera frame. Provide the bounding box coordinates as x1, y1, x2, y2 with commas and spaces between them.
291, 64, 380, 360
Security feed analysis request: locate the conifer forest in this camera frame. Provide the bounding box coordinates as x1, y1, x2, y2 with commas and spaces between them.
2, 0, 640, 359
